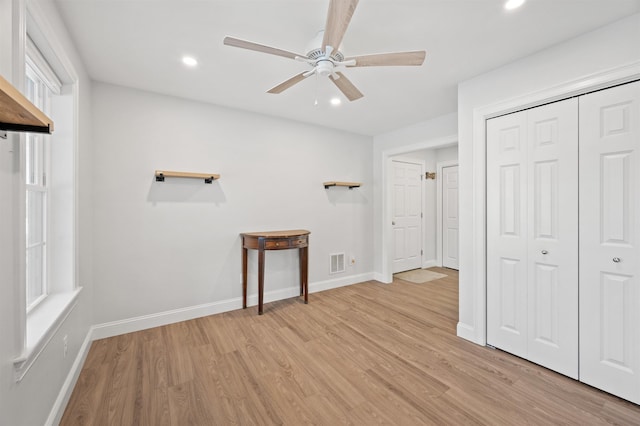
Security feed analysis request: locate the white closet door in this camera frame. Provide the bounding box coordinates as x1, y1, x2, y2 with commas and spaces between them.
392, 160, 423, 273
442, 165, 459, 270
487, 98, 579, 376
526, 99, 578, 379
487, 111, 528, 358
579, 80, 640, 404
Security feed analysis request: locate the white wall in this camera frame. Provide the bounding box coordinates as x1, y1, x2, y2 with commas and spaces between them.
91, 82, 373, 327
457, 13, 640, 344
372, 112, 457, 282
0, 0, 93, 424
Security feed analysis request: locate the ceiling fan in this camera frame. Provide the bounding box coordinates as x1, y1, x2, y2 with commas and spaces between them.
223, 0, 426, 102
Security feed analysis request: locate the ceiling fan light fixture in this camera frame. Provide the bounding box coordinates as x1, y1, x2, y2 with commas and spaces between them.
504, 0, 525, 10
316, 60, 334, 77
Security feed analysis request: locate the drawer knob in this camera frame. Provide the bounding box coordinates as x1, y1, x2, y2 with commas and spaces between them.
541, 250, 548, 255
613, 257, 621, 263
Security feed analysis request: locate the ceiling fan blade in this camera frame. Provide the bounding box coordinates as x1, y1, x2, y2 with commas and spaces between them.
267, 72, 310, 94
224, 36, 307, 60
322, 0, 359, 52
329, 72, 363, 101
346, 51, 426, 67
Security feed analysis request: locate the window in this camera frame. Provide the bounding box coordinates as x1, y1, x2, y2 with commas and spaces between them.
24, 41, 61, 312
13, 27, 79, 381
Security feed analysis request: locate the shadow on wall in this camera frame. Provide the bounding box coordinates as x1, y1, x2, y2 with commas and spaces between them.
147, 178, 227, 205
324, 186, 369, 206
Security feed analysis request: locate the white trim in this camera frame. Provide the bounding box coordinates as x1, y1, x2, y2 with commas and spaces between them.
91, 273, 375, 340
436, 160, 458, 268
422, 259, 438, 269
456, 322, 477, 343
380, 134, 458, 283
463, 60, 640, 346
13, 288, 82, 381
25, 36, 61, 94
45, 327, 93, 426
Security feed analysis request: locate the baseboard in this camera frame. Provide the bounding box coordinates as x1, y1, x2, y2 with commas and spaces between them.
422, 259, 438, 269
91, 272, 375, 340
373, 272, 391, 283
45, 328, 94, 426
456, 322, 481, 344
311, 272, 375, 292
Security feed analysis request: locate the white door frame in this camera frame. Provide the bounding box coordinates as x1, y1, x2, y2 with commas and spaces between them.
462, 61, 640, 345
436, 160, 458, 268
379, 135, 458, 283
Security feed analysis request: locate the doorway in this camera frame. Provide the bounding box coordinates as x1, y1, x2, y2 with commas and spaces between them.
383, 143, 459, 281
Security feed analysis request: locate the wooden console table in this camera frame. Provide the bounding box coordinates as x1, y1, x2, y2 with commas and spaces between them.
241, 230, 310, 315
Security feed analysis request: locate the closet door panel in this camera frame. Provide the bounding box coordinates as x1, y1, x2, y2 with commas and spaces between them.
579, 80, 640, 404
526, 99, 579, 379
487, 111, 528, 357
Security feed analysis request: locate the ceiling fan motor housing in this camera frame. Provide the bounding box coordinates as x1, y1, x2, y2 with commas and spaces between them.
316, 59, 334, 76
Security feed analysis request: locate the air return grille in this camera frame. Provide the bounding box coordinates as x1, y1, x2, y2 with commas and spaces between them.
329, 253, 345, 274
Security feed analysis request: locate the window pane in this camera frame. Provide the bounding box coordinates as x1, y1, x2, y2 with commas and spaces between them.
26, 135, 36, 185
26, 190, 45, 246
26, 245, 44, 308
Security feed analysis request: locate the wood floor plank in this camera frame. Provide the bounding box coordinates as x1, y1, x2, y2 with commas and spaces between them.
61, 268, 640, 425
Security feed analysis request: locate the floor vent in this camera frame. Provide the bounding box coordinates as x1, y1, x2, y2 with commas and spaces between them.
329, 253, 345, 274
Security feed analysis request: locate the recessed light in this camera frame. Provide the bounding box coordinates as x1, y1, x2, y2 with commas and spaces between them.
330, 97, 341, 106
504, 0, 525, 10
182, 56, 198, 67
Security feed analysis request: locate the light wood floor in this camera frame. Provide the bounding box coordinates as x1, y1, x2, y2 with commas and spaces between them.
61, 268, 640, 425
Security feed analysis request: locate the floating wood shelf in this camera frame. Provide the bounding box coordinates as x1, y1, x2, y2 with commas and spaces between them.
0, 74, 54, 134
155, 170, 220, 184
323, 181, 361, 189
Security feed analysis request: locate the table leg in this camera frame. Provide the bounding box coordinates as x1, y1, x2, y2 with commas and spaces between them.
242, 245, 248, 309
258, 240, 265, 315
299, 247, 304, 296
303, 246, 308, 304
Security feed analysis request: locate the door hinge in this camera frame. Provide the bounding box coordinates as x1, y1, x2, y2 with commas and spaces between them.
421, 249, 423, 255
421, 212, 423, 218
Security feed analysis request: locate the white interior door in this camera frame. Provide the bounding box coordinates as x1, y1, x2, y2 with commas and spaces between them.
442, 165, 459, 270
525, 98, 578, 379
487, 98, 579, 378
487, 110, 528, 358
392, 160, 422, 273
579, 80, 640, 404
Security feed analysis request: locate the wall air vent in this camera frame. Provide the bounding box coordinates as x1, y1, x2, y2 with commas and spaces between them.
329, 253, 346, 274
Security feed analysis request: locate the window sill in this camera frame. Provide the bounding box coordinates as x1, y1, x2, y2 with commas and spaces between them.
13, 287, 82, 382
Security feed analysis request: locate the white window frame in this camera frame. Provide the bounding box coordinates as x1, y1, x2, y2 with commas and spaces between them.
24, 44, 59, 312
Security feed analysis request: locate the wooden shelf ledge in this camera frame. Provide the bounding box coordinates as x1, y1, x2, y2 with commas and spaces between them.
0, 74, 54, 134
323, 181, 361, 189
155, 170, 220, 184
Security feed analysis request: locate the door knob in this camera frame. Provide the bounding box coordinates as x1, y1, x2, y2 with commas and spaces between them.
613, 257, 621, 263
392, 221, 396, 226
541, 250, 548, 255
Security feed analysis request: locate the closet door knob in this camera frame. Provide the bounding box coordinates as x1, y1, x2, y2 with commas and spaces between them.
392, 221, 396, 226
613, 257, 621, 263
541, 250, 548, 255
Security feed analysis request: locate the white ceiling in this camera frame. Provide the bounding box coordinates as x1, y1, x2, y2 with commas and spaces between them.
54, 0, 640, 136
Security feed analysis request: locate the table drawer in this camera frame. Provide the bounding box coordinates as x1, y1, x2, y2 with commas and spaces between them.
265, 240, 290, 249
290, 237, 308, 248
